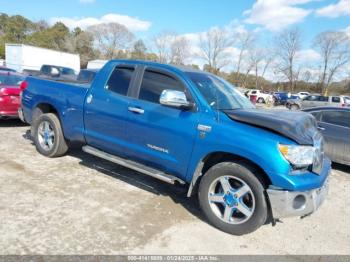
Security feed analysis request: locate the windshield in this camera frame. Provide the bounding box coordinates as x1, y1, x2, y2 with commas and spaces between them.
0, 74, 24, 86
187, 72, 255, 110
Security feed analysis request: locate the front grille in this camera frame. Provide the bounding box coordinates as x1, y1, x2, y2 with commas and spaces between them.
312, 132, 324, 175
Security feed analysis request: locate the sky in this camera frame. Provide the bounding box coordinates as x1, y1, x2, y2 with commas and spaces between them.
1, 0, 350, 79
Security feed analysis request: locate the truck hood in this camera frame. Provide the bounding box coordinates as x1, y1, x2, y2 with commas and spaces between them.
223, 109, 317, 145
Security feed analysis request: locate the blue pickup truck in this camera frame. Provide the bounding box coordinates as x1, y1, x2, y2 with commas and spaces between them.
20, 60, 331, 235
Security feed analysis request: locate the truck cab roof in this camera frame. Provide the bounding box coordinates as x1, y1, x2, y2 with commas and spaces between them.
108, 59, 204, 74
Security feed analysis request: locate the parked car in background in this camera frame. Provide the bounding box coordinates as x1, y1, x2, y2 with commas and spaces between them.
0, 66, 16, 73
328, 96, 350, 107
303, 107, 350, 166
246, 89, 272, 103
273, 92, 288, 105
39, 64, 77, 81
344, 96, 350, 105
286, 95, 349, 110
76, 69, 98, 83
273, 92, 300, 106
0, 71, 26, 119
297, 92, 310, 99
23, 64, 77, 81
20, 60, 330, 235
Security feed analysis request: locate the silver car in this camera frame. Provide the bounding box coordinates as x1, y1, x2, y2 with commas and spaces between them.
303, 107, 350, 166
287, 95, 350, 110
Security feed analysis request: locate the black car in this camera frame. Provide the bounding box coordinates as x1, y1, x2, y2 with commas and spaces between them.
303, 107, 350, 166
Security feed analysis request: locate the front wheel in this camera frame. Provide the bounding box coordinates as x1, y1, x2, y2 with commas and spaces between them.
198, 162, 268, 235
33, 113, 68, 157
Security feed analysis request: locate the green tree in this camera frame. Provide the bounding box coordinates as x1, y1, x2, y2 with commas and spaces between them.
27, 22, 70, 50
0, 13, 36, 58
65, 27, 97, 68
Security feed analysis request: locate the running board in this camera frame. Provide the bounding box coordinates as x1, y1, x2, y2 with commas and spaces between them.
82, 145, 185, 185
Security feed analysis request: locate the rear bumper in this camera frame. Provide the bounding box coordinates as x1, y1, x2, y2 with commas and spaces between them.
0, 97, 20, 118
0, 111, 19, 119
267, 157, 331, 219
18, 107, 26, 123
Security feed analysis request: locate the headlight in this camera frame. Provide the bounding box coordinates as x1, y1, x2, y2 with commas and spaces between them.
278, 144, 315, 168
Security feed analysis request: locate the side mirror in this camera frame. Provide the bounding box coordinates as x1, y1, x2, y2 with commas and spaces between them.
159, 89, 193, 110
50, 68, 60, 77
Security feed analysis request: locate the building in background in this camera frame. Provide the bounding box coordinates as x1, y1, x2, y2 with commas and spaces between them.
5, 44, 80, 73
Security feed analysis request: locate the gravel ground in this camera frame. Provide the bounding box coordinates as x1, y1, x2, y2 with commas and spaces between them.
0, 119, 349, 255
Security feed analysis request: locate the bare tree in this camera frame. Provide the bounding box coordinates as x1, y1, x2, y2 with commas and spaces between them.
241, 61, 254, 88
314, 31, 350, 94
170, 36, 190, 65
234, 31, 254, 76
152, 31, 174, 63
249, 47, 273, 89
275, 28, 301, 92
199, 27, 231, 73
88, 22, 134, 59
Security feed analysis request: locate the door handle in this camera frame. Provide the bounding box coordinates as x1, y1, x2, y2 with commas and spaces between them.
128, 107, 144, 114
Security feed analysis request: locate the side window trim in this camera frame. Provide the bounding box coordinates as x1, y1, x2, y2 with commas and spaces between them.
319, 110, 350, 129
104, 64, 136, 97
309, 110, 322, 122
136, 66, 196, 105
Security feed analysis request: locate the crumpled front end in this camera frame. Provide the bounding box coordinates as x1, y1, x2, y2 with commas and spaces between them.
267, 156, 331, 219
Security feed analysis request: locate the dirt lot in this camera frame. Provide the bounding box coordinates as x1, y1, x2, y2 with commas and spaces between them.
0, 119, 350, 255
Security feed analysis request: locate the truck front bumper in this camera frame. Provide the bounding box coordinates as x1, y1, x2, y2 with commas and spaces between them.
267, 158, 331, 219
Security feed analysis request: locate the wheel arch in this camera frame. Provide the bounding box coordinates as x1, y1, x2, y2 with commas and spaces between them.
187, 151, 272, 197
31, 103, 63, 137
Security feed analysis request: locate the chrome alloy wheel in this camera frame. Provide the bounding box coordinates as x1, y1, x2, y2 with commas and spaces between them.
208, 176, 255, 224
37, 120, 55, 151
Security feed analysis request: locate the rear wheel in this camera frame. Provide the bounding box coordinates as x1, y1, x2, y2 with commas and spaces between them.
198, 162, 268, 235
33, 113, 68, 157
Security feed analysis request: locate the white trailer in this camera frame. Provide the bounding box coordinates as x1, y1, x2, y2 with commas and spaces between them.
5, 44, 80, 73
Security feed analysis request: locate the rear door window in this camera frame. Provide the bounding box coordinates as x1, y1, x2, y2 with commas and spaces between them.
305, 96, 316, 101
138, 70, 185, 104
317, 96, 328, 102
106, 67, 135, 96
321, 111, 350, 128
331, 97, 341, 103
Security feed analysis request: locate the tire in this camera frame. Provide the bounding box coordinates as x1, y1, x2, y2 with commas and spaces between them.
257, 97, 265, 103
291, 104, 300, 110
33, 113, 68, 157
198, 162, 268, 235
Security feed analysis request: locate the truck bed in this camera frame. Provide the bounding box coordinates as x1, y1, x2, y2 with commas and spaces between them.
22, 76, 90, 143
